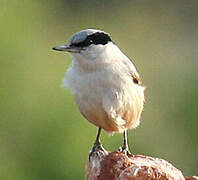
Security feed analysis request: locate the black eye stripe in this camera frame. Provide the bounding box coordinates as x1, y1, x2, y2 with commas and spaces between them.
72, 38, 93, 47
72, 32, 112, 48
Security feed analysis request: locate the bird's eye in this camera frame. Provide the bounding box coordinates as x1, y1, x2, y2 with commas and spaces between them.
72, 38, 93, 48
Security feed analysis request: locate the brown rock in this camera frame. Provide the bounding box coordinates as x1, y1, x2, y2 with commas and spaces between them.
86, 150, 186, 180
185, 176, 198, 180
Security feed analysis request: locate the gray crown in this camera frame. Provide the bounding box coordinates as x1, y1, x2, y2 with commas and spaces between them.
69, 29, 108, 45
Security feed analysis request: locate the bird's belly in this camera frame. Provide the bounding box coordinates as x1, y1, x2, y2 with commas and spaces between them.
74, 85, 144, 134
64, 69, 112, 131
65, 73, 122, 132
76, 94, 123, 133
64, 67, 144, 133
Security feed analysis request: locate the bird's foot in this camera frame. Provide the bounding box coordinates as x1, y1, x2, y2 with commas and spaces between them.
118, 146, 133, 157
89, 141, 107, 161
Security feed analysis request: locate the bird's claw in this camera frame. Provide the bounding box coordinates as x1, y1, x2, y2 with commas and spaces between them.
89, 141, 106, 160
118, 146, 133, 157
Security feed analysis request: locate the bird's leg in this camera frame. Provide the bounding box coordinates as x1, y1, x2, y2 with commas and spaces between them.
123, 130, 130, 154
94, 127, 102, 148
89, 128, 105, 159
119, 130, 132, 156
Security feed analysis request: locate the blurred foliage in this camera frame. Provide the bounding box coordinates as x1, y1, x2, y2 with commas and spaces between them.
0, 0, 197, 179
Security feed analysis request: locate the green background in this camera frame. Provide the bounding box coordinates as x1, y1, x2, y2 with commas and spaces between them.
0, 0, 197, 179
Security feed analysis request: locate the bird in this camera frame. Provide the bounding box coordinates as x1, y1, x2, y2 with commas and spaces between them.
52, 29, 145, 155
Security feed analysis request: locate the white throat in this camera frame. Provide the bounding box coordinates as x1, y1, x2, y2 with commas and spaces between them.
70, 42, 126, 72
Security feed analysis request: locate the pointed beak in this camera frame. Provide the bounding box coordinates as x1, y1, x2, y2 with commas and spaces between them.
52, 44, 79, 53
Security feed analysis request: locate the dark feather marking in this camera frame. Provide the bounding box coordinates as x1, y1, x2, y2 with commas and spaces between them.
72, 32, 112, 48
132, 74, 142, 85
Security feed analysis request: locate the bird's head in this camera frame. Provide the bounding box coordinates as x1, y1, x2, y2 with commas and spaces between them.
52, 29, 115, 61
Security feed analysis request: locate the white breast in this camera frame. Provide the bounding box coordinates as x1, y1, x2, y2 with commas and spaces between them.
62, 58, 144, 133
